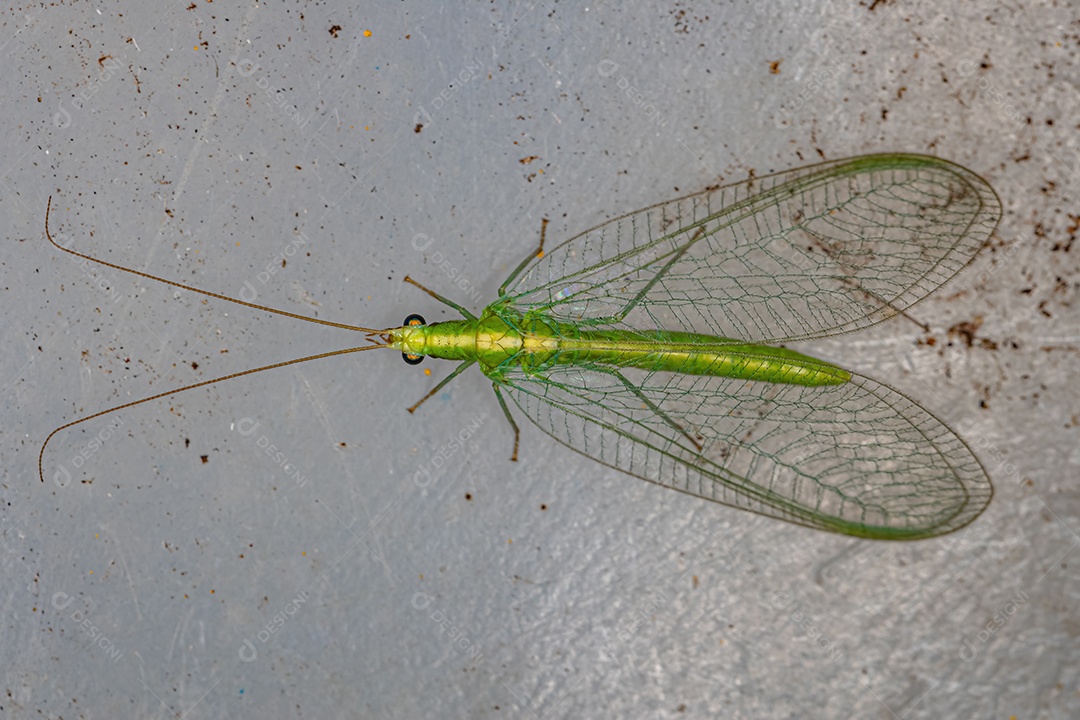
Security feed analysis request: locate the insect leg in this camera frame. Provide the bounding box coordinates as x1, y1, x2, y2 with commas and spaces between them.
594, 365, 704, 452
608, 228, 701, 323
573, 227, 704, 327
491, 382, 521, 462
402, 276, 477, 320
407, 360, 476, 414
498, 218, 549, 297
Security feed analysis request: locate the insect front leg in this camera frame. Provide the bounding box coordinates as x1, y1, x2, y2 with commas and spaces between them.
498, 218, 549, 297
402, 276, 477, 320
608, 230, 696, 323
407, 360, 476, 414
571, 230, 698, 326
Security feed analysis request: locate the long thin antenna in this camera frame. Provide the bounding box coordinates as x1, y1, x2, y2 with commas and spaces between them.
45, 196, 381, 334
38, 343, 386, 483
40, 196, 394, 483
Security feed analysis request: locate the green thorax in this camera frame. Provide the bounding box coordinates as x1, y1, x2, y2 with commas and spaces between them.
392, 311, 849, 387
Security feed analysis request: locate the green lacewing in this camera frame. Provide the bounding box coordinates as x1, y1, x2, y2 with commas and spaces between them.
41, 153, 1001, 539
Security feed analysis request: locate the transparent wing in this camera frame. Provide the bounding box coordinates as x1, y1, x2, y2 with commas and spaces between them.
503, 154, 1001, 343
501, 364, 991, 539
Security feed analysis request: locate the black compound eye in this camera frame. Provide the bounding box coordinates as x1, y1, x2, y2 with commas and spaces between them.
402, 314, 426, 364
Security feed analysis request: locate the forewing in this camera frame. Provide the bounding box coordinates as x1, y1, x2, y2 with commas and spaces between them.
504, 154, 1001, 343
502, 365, 991, 539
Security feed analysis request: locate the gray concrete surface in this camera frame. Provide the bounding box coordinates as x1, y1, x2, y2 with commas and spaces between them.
1, 2, 1076, 718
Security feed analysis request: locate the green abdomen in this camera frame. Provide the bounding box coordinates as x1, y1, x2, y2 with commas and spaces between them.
555, 327, 850, 387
